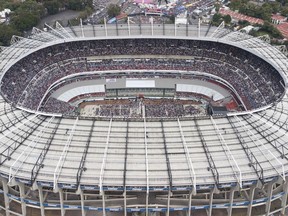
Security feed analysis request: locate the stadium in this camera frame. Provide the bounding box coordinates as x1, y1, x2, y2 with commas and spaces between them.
0, 22, 287, 216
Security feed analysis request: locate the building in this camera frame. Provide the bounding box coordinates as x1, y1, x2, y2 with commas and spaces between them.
0, 23, 287, 216
219, 8, 264, 25
0, 8, 11, 23
271, 14, 287, 25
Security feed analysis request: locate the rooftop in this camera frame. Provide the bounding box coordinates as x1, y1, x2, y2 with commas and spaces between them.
219, 8, 264, 25
276, 22, 288, 39
271, 14, 287, 21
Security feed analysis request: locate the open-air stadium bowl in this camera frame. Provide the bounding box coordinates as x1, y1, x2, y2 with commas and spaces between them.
0, 23, 287, 216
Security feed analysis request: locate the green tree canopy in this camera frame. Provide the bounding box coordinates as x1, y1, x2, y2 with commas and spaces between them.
0, 24, 21, 46
43, 0, 60, 15
11, 12, 40, 32
212, 13, 222, 25
262, 21, 283, 38
8, 0, 45, 32
107, 4, 121, 18
15, 0, 45, 17
223, 14, 232, 23
281, 6, 288, 17
66, 0, 93, 11
249, 22, 283, 39
229, 0, 282, 21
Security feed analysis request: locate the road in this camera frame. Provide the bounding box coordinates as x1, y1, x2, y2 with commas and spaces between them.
37, 10, 82, 29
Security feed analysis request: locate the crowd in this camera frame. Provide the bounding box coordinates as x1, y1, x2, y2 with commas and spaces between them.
0, 38, 284, 115
41, 97, 76, 115
80, 98, 204, 118
144, 98, 203, 117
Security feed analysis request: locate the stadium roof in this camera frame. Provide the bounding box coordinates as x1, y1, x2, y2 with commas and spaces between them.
0, 23, 287, 192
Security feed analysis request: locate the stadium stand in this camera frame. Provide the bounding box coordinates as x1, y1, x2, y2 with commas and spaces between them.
0, 23, 287, 216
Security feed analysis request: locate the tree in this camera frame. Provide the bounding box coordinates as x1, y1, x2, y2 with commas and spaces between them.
69, 18, 80, 26
0, 24, 21, 46
8, 0, 45, 32
223, 15, 232, 24
281, 6, 288, 17
67, 0, 84, 10
215, 3, 220, 13
238, 20, 250, 27
78, 6, 93, 19
212, 13, 222, 26
0, 0, 21, 11
107, 4, 121, 18
15, 0, 45, 18
11, 12, 40, 32
43, 0, 60, 15
66, 0, 92, 11
262, 21, 283, 39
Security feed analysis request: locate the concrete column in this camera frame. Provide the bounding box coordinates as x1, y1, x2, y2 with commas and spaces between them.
2, 178, 10, 216
166, 191, 171, 216
102, 191, 106, 216
104, 18, 107, 37
227, 187, 236, 216
92, 24, 96, 37
281, 178, 288, 215
123, 190, 127, 216
187, 190, 192, 216
247, 184, 256, 216
146, 191, 149, 216
18, 183, 26, 216
59, 189, 65, 216
174, 22, 177, 37
80, 190, 85, 216
151, 17, 154, 36
38, 187, 45, 216
265, 182, 274, 216
127, 17, 131, 36
198, 18, 201, 38
208, 189, 214, 216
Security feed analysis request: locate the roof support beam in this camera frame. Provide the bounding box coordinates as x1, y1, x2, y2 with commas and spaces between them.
275, 45, 288, 56
76, 118, 96, 187
68, 25, 77, 37
10, 35, 43, 49
160, 120, 173, 189
44, 23, 68, 39
210, 116, 242, 188
210, 21, 225, 38
261, 105, 288, 130
0, 108, 28, 133
252, 112, 288, 140
0, 115, 42, 165
234, 116, 285, 180
194, 119, 219, 187
143, 117, 149, 216
54, 117, 78, 190
9, 116, 55, 183
0, 46, 5, 53
227, 117, 264, 185
99, 118, 112, 194
177, 118, 196, 193
246, 114, 288, 159
31, 27, 59, 42
55, 21, 73, 38
123, 120, 129, 189
31, 118, 61, 185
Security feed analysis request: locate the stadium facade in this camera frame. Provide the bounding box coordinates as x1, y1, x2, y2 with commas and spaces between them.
0, 23, 287, 216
